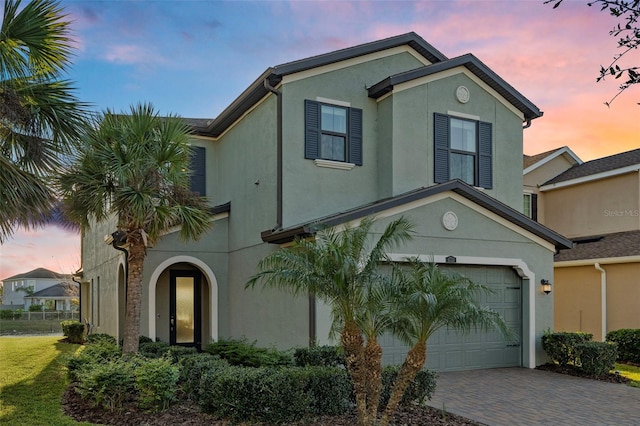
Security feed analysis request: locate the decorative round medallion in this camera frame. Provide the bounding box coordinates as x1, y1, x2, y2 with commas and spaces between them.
442, 211, 458, 231
456, 86, 470, 104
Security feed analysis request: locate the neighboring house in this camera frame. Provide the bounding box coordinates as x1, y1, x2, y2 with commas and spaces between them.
0, 268, 74, 310
24, 282, 79, 312
524, 147, 640, 340
81, 32, 571, 371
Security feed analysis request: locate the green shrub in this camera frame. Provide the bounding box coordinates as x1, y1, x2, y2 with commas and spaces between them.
28, 304, 44, 312
86, 333, 117, 345
82, 340, 122, 361
135, 357, 180, 410
180, 353, 228, 401
301, 366, 351, 416
380, 365, 437, 407
575, 341, 618, 376
204, 338, 292, 367
0, 309, 19, 320
76, 359, 136, 411
541, 331, 592, 366
65, 351, 97, 381
197, 364, 351, 424
294, 345, 345, 368
167, 345, 197, 363
139, 341, 170, 359
60, 320, 85, 344
606, 329, 640, 363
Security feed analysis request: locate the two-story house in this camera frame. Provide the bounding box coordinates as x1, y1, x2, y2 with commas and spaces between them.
524, 147, 640, 341
1, 267, 75, 310
81, 32, 571, 371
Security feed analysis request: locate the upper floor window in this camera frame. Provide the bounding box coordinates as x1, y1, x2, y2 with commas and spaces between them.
189, 146, 206, 196
305, 100, 362, 166
434, 113, 492, 189
523, 193, 538, 221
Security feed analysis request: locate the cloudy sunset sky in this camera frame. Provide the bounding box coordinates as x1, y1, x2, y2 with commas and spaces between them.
1, 0, 638, 280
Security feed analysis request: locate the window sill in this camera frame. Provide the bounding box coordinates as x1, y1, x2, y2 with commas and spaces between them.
314, 159, 356, 170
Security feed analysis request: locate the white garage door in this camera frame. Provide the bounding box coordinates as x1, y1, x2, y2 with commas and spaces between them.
380, 265, 522, 371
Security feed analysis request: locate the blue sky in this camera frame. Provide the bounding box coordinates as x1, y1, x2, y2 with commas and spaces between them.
1, 0, 639, 280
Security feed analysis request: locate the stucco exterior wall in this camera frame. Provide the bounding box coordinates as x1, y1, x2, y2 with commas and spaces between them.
542, 172, 640, 238
554, 265, 603, 339
606, 262, 640, 332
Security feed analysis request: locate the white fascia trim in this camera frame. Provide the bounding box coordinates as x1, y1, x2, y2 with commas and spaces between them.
540, 165, 640, 191
447, 110, 481, 121
282, 46, 432, 85
331, 192, 555, 252
376, 66, 524, 121
523, 146, 583, 176
314, 159, 355, 170
554, 255, 640, 267
147, 255, 219, 342
388, 253, 537, 369
315, 97, 350, 107
162, 212, 229, 237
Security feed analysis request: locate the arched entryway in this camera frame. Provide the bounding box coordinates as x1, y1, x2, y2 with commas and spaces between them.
148, 256, 218, 345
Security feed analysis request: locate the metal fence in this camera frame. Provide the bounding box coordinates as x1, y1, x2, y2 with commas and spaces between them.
13, 311, 80, 321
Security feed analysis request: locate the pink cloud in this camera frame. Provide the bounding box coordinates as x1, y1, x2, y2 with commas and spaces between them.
103, 44, 166, 66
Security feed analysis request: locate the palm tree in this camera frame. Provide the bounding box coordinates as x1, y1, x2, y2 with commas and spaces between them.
379, 259, 512, 426
0, 0, 89, 242
58, 102, 212, 354
247, 217, 414, 426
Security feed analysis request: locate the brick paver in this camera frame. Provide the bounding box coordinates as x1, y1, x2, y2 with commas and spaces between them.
424, 367, 640, 426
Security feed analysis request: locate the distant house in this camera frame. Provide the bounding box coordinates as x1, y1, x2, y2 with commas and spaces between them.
81, 32, 571, 371
524, 147, 640, 340
1, 267, 76, 311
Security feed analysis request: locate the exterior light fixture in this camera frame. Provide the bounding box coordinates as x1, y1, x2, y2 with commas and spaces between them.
541, 279, 552, 295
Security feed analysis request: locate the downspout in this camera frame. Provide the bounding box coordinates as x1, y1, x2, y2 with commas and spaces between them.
522, 119, 532, 129
263, 78, 282, 231
594, 263, 607, 341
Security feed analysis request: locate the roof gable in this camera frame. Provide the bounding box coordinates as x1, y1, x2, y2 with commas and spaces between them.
190, 32, 448, 138
543, 148, 640, 187
261, 180, 572, 250
523, 146, 582, 175
367, 53, 542, 121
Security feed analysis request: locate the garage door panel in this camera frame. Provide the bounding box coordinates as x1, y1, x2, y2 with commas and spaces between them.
381, 265, 522, 371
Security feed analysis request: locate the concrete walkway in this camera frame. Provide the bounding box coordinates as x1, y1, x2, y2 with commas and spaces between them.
424, 367, 640, 426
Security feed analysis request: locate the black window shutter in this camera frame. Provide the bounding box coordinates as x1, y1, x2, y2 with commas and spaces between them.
478, 121, 493, 189
531, 193, 538, 221
434, 113, 450, 183
189, 146, 206, 196
304, 100, 321, 159
348, 107, 363, 166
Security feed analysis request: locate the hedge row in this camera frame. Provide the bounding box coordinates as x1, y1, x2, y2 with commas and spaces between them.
606, 329, 640, 364
66, 338, 437, 424
542, 331, 617, 375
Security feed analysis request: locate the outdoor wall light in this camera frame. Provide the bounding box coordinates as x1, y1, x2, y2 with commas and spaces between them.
541, 279, 552, 295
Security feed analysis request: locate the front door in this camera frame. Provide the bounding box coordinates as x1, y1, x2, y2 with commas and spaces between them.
169, 270, 201, 348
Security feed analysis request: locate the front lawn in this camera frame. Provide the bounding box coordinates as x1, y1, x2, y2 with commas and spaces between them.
0, 336, 91, 425
616, 362, 640, 387
0, 319, 66, 335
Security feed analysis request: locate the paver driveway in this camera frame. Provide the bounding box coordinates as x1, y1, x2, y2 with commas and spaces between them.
424, 367, 640, 426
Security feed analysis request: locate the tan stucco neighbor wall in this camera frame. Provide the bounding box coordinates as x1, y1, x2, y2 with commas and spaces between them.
542, 173, 640, 238
554, 262, 640, 341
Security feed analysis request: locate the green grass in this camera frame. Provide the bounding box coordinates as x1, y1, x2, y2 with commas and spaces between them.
0, 319, 67, 335
616, 362, 640, 388
0, 336, 92, 425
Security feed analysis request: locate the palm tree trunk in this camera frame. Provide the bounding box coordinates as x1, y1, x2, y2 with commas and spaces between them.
122, 239, 145, 354
380, 340, 426, 426
364, 337, 383, 423
341, 320, 369, 426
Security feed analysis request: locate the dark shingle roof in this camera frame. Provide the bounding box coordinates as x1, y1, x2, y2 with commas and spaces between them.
545, 148, 640, 185
554, 230, 640, 262
261, 179, 572, 250
2, 268, 68, 282
367, 53, 542, 121
30, 282, 79, 298
523, 148, 564, 169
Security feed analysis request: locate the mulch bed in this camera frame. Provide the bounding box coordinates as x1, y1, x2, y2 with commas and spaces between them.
62, 385, 485, 426
535, 362, 631, 384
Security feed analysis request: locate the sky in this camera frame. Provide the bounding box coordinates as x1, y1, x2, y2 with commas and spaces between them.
1, 0, 639, 281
